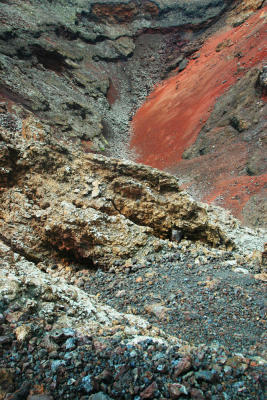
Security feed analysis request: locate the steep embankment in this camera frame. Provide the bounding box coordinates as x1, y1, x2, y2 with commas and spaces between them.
0, 0, 231, 157
2, 1, 266, 227
131, 4, 267, 227
0, 2, 267, 399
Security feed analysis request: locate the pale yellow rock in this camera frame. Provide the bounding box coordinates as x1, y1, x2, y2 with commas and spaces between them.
15, 325, 31, 342
145, 303, 170, 320
254, 273, 267, 282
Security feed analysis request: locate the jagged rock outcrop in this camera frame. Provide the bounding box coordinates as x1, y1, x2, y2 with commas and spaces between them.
0, 112, 221, 269
1, 109, 266, 271
0, 240, 164, 340
1, 0, 265, 228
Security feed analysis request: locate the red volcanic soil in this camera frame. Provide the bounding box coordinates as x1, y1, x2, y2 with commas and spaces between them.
131, 8, 266, 168
131, 7, 267, 225
204, 173, 267, 214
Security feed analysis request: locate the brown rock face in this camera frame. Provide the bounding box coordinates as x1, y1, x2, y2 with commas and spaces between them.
0, 109, 235, 270
1, 105, 266, 271
91, 2, 139, 23
91, 1, 159, 23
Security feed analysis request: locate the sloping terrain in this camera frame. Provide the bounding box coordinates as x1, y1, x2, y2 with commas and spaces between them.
1, 0, 266, 227
131, 2, 267, 227
0, 97, 266, 400
0, 1, 266, 399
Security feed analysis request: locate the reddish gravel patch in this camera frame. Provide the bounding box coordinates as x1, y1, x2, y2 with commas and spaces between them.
131, 7, 267, 170
204, 173, 267, 220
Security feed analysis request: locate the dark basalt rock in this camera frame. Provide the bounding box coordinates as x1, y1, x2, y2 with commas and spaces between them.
0, 0, 231, 154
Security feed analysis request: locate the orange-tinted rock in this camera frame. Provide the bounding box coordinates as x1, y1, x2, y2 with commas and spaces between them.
91, 1, 159, 24
173, 356, 192, 378
140, 381, 158, 399
81, 140, 93, 153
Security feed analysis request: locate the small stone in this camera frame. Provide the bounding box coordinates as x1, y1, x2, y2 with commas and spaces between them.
64, 337, 76, 350
144, 304, 169, 320
195, 369, 219, 383
190, 388, 205, 399
67, 378, 76, 386
50, 328, 75, 343
173, 356, 191, 377
224, 366, 232, 375
115, 290, 126, 298
51, 360, 66, 373
82, 375, 93, 393
15, 325, 31, 342
178, 59, 188, 72
171, 229, 183, 242
156, 364, 166, 373
95, 369, 113, 384
233, 268, 249, 275
168, 383, 188, 398
140, 381, 158, 399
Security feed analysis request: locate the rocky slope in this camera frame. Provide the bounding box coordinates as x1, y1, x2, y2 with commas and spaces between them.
0, 100, 266, 400
1, 0, 266, 226
131, 0, 267, 227
0, 0, 232, 155
0, 0, 267, 399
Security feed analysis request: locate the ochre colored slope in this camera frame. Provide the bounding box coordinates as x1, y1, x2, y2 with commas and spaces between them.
131, 8, 267, 169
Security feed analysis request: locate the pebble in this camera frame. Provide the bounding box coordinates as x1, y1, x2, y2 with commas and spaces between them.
140, 381, 158, 399
51, 359, 66, 372
82, 375, 93, 393
233, 267, 249, 274
27, 396, 54, 400
173, 356, 192, 377
89, 393, 112, 400
168, 383, 188, 398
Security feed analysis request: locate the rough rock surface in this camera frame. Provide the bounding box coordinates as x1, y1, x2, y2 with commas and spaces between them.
0, 1, 267, 399
1, 112, 266, 270
1, 1, 265, 227
0, 0, 231, 156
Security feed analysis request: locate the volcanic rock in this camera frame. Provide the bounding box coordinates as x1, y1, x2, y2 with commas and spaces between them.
0, 2, 266, 399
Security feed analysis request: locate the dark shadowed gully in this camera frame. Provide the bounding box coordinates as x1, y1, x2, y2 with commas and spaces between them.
0, 1, 266, 399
